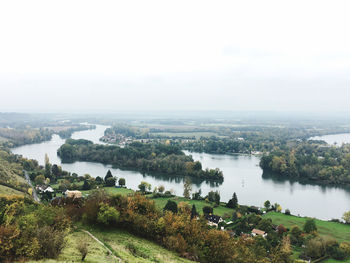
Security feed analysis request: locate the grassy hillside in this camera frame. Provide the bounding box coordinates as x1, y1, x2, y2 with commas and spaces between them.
89, 227, 194, 263
0, 184, 25, 195
0, 148, 29, 194
263, 212, 350, 243
25, 228, 194, 263
324, 258, 350, 263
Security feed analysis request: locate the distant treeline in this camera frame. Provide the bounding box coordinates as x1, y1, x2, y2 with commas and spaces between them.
0, 128, 53, 147
57, 139, 224, 181
260, 141, 350, 186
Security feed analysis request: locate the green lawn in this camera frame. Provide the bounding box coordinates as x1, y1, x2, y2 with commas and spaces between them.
81, 186, 134, 196
263, 212, 350, 243
150, 196, 234, 217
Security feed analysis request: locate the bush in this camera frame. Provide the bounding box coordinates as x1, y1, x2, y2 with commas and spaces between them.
77, 239, 89, 261
163, 200, 178, 214
203, 206, 213, 215
97, 203, 120, 225
304, 218, 317, 233
285, 209, 291, 215
36, 226, 67, 259
118, 178, 126, 187
105, 177, 116, 187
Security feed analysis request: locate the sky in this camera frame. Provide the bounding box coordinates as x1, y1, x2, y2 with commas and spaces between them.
1, 0, 350, 113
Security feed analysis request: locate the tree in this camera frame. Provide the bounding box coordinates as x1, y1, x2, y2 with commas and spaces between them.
104, 170, 113, 183
192, 189, 202, 200
44, 154, 52, 178
203, 206, 213, 215
305, 237, 326, 259
183, 177, 192, 199
77, 239, 89, 261
51, 164, 60, 176
118, 178, 126, 187
105, 177, 116, 187
158, 185, 165, 193
304, 218, 317, 233
208, 191, 220, 205
191, 204, 198, 219
342, 211, 350, 224
226, 193, 238, 208
82, 180, 91, 190
97, 203, 120, 225
35, 175, 46, 185
264, 200, 271, 210
290, 225, 303, 246
138, 181, 151, 193
163, 200, 178, 213
95, 176, 103, 184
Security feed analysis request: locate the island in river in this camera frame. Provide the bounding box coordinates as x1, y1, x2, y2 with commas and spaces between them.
11, 125, 350, 220
57, 138, 224, 181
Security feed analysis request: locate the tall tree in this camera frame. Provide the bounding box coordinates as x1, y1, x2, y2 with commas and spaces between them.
191, 204, 198, 219
104, 170, 113, 183
183, 177, 192, 199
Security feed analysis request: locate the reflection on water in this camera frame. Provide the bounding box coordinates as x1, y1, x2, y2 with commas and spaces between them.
11, 126, 350, 220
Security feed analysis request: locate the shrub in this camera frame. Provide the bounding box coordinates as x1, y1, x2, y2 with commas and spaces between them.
105, 177, 116, 187
97, 203, 120, 226
118, 178, 126, 187
77, 239, 89, 261
303, 218, 317, 233
163, 200, 178, 214
36, 226, 67, 259
203, 206, 213, 215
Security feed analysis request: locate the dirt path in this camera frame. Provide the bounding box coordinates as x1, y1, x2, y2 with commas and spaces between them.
24, 170, 40, 202
82, 230, 122, 263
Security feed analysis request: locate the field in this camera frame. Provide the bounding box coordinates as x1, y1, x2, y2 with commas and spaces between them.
82, 187, 134, 196
25, 227, 193, 263
263, 212, 350, 243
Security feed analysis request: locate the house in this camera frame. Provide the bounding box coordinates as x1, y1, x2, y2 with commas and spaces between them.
251, 229, 267, 238
205, 214, 223, 227
36, 185, 54, 193
65, 190, 82, 199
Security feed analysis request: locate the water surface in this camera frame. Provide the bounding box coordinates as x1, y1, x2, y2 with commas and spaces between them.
12, 125, 350, 220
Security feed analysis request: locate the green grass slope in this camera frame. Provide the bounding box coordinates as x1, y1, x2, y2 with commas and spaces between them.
0, 184, 25, 195
25, 228, 194, 263
263, 212, 350, 243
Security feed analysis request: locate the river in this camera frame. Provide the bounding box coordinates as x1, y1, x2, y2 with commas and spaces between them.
310, 133, 350, 146
12, 125, 350, 220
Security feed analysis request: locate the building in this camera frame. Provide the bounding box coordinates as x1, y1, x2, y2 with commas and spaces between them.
251, 229, 267, 238
205, 214, 223, 227
65, 190, 82, 199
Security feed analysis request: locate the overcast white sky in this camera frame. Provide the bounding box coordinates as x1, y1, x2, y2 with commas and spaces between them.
1, 0, 350, 113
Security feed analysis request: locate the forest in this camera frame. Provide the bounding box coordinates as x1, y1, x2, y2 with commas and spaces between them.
260, 141, 350, 186
57, 139, 224, 181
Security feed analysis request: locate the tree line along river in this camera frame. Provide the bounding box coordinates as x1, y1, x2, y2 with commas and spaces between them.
12, 124, 350, 220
